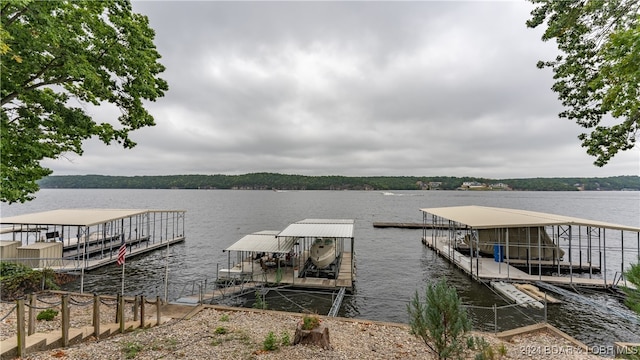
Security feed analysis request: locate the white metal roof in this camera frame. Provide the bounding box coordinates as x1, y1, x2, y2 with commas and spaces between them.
277, 219, 355, 238
224, 230, 297, 253
420, 205, 640, 232
1, 209, 151, 227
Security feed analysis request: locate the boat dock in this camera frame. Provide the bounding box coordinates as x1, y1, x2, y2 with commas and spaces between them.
419, 206, 640, 293
0, 209, 186, 272
174, 219, 356, 316
423, 235, 627, 289
217, 219, 356, 293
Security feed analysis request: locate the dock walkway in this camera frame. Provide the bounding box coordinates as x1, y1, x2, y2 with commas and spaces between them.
422, 236, 622, 289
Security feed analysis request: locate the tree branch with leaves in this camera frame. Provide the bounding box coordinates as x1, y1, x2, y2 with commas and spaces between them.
527, 0, 639, 167
1, 0, 168, 203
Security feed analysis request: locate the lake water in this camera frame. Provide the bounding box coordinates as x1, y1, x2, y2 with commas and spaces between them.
2, 189, 639, 348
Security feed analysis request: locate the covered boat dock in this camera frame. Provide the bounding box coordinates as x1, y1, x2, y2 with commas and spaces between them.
0, 209, 186, 272
217, 219, 355, 292
420, 206, 640, 289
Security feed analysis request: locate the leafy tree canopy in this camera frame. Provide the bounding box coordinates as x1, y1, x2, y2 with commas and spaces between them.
527, 0, 639, 167
1, 0, 167, 203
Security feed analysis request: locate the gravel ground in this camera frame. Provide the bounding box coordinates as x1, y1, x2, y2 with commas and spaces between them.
1, 295, 603, 359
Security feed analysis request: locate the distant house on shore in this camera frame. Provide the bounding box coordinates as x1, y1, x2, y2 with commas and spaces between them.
489, 183, 511, 190
460, 181, 486, 190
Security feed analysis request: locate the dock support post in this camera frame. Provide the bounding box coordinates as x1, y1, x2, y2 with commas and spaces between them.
119, 295, 125, 333
569, 226, 573, 284
115, 294, 120, 323
16, 299, 25, 357
140, 295, 145, 328
28, 293, 35, 335
579, 227, 582, 274
133, 295, 139, 322
621, 231, 624, 281
544, 293, 547, 323
156, 296, 162, 326
493, 304, 497, 334
62, 294, 69, 347
93, 294, 101, 338
603, 229, 607, 287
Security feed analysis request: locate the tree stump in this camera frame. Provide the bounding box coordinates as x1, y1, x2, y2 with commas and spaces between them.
293, 323, 332, 350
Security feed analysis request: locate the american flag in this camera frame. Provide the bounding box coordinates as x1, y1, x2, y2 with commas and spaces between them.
117, 239, 126, 266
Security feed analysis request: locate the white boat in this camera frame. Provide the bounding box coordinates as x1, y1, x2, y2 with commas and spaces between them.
310, 237, 336, 269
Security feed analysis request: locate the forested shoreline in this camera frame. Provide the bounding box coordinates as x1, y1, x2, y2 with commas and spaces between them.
37, 174, 639, 191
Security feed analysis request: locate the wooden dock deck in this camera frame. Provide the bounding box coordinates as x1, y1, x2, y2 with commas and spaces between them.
422, 236, 623, 289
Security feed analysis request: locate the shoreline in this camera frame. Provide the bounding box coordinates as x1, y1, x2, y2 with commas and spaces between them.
1, 294, 604, 359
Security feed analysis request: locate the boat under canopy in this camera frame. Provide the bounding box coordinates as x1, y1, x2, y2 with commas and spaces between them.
420, 205, 640, 289
218, 218, 355, 290
463, 227, 564, 261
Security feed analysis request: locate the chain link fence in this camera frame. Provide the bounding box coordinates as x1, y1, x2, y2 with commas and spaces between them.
163, 277, 549, 335
465, 301, 547, 333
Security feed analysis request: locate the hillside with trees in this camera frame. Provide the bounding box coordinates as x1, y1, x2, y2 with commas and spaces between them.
37, 174, 640, 191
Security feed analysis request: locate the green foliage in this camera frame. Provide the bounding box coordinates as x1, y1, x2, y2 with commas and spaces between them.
619, 345, 640, 360
280, 331, 291, 346
219, 313, 230, 322
301, 314, 321, 330
1, 0, 168, 203
149, 337, 178, 351
0, 262, 30, 278
37, 173, 640, 191
252, 291, 267, 310
210, 338, 222, 347
122, 341, 143, 359
466, 336, 476, 349
527, 0, 639, 167
623, 261, 640, 315
470, 336, 495, 360
262, 331, 278, 351
275, 267, 283, 283
407, 278, 471, 360
36, 308, 58, 321
214, 326, 228, 335
0, 263, 59, 300
497, 343, 507, 357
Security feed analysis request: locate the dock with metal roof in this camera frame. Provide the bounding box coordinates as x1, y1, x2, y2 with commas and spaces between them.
0, 208, 186, 273
419, 206, 640, 290
216, 219, 356, 292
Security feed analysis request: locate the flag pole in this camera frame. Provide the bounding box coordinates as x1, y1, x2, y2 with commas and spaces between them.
121, 260, 125, 296
117, 234, 126, 296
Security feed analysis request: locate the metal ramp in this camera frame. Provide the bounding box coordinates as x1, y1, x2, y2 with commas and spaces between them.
327, 287, 346, 317
490, 281, 543, 308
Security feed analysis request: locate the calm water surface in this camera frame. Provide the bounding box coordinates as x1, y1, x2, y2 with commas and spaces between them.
2, 189, 639, 347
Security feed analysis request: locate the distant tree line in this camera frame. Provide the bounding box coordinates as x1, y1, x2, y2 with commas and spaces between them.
36, 173, 640, 191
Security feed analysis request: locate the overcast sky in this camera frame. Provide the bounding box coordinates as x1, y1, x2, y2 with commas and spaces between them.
44, 1, 639, 179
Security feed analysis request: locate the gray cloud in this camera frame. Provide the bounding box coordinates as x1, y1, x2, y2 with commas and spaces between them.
42, 1, 639, 178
